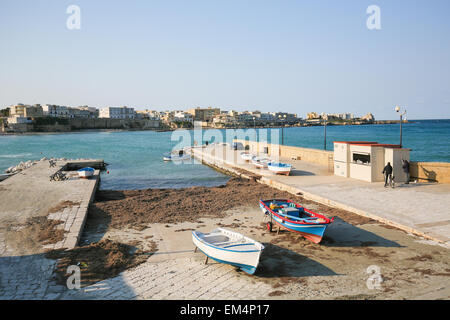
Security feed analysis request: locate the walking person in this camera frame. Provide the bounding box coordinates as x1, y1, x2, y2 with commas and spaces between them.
402, 159, 410, 184
382, 162, 393, 188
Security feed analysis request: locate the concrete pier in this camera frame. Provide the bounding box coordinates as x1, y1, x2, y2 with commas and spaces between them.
191, 144, 450, 246
0, 159, 102, 254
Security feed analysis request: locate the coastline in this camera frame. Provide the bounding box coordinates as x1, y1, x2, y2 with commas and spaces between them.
0, 119, 415, 136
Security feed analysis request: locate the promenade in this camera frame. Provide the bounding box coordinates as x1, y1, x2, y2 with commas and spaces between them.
192, 144, 450, 247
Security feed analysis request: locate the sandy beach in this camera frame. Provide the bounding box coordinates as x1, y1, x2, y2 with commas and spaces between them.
66, 177, 450, 299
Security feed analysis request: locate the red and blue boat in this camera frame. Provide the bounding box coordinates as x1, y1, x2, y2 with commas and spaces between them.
259, 199, 334, 244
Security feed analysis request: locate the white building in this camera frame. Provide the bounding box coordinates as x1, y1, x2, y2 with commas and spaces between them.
42, 105, 70, 118
173, 111, 193, 123
99, 106, 135, 119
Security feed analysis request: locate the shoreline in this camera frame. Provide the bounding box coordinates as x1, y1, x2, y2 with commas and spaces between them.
0, 119, 422, 136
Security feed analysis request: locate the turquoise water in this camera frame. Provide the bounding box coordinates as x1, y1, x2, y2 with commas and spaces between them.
0, 120, 448, 189
0, 130, 229, 190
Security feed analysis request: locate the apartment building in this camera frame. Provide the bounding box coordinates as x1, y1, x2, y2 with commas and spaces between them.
99, 106, 136, 119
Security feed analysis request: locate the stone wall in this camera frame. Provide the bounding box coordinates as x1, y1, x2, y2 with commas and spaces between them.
234, 139, 334, 171
410, 162, 450, 183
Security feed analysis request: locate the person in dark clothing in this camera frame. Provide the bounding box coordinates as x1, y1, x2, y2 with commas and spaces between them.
382, 162, 393, 187
402, 159, 410, 184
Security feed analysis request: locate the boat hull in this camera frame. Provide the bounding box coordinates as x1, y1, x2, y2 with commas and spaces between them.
192, 230, 263, 275
267, 167, 291, 175
260, 200, 333, 244
77, 168, 94, 179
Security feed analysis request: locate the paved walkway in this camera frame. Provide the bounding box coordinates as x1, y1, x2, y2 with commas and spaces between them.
193, 145, 450, 246
0, 159, 100, 299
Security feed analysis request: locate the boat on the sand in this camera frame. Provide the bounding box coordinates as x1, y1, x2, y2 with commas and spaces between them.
192, 228, 264, 275
259, 199, 334, 244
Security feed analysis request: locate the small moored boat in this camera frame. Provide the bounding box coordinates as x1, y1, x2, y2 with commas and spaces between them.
163, 149, 191, 161
267, 162, 292, 175
259, 199, 334, 244
192, 228, 264, 275
77, 167, 94, 179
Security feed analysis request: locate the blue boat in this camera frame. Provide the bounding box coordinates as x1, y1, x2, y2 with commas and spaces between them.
259, 199, 334, 243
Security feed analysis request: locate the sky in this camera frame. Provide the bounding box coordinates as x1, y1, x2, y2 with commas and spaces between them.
0, 0, 449, 120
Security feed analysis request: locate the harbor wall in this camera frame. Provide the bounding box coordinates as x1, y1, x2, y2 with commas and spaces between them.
234, 139, 334, 171
410, 162, 450, 183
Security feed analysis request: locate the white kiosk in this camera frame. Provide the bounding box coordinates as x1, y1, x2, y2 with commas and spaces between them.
334, 141, 410, 183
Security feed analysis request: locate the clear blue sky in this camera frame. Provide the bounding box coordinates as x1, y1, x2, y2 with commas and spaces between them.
1, 0, 449, 120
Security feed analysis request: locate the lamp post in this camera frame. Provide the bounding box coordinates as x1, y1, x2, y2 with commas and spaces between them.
323, 116, 327, 150
395, 106, 407, 147
278, 114, 287, 145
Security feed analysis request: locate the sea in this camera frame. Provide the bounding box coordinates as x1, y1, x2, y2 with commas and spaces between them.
0, 119, 448, 190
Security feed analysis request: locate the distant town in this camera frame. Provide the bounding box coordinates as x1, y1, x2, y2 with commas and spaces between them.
0, 103, 383, 133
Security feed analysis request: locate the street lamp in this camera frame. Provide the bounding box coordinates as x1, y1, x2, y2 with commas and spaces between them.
395, 106, 407, 147
278, 114, 287, 145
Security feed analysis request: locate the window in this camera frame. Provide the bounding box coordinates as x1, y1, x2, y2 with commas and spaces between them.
352, 153, 370, 164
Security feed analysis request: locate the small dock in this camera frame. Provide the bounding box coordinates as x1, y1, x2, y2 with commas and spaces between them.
0, 159, 105, 256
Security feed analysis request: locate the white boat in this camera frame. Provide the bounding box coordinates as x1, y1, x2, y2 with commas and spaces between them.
240, 152, 254, 162
163, 149, 191, 161
192, 228, 264, 275
267, 162, 292, 176
77, 167, 94, 179
251, 156, 271, 169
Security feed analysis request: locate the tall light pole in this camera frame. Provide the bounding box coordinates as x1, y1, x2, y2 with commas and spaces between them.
395, 106, 407, 147
278, 114, 287, 145
323, 116, 327, 150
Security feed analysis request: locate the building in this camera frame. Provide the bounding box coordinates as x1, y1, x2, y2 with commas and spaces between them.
212, 113, 236, 126
187, 107, 220, 122
172, 111, 194, 123
99, 106, 135, 119
361, 113, 375, 122
306, 112, 320, 120
9, 104, 43, 118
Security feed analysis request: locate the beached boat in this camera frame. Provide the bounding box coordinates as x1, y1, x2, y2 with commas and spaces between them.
251, 156, 271, 169
259, 199, 334, 244
240, 152, 254, 162
192, 228, 264, 275
267, 162, 292, 175
163, 149, 191, 161
77, 167, 94, 179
